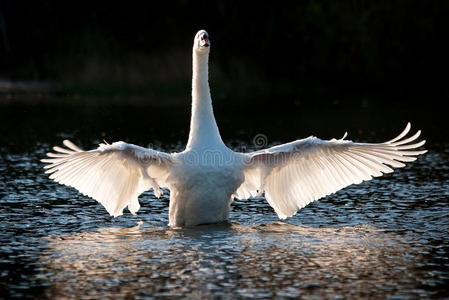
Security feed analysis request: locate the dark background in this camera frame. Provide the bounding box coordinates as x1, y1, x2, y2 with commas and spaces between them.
1, 1, 448, 106
1, 4, 447, 299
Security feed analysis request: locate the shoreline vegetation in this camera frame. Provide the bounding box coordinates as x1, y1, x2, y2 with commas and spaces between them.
0, 75, 443, 109
1, 1, 447, 108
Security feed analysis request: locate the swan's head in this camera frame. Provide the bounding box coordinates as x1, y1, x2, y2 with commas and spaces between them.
194, 30, 210, 53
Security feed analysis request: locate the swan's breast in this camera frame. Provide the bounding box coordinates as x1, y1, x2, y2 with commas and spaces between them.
169, 159, 245, 195
166, 150, 246, 226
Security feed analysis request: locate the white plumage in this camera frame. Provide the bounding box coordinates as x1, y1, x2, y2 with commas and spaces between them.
43, 140, 171, 217
42, 30, 427, 226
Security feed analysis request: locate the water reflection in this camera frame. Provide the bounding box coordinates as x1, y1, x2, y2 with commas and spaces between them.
41, 222, 439, 299
1, 100, 448, 298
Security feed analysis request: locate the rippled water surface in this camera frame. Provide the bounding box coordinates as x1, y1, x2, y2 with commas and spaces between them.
1, 98, 448, 299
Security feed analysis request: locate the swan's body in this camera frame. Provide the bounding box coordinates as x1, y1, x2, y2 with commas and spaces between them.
168, 150, 245, 226
42, 30, 427, 226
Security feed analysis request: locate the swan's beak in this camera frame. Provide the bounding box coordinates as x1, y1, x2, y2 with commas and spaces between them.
200, 34, 210, 47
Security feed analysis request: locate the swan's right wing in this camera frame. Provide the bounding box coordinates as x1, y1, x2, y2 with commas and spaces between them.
236, 123, 427, 219
42, 140, 173, 217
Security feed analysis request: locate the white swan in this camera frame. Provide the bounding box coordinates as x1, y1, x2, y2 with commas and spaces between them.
42, 30, 427, 226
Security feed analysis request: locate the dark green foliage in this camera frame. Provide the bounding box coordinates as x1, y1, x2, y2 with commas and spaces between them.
0, 1, 447, 102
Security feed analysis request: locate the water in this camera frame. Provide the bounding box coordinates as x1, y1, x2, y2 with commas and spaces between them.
1, 97, 448, 299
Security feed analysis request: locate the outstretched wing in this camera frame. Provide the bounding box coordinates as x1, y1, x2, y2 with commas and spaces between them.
42, 140, 173, 217
235, 123, 427, 219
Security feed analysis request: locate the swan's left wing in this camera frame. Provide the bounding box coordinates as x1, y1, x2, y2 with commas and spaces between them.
41, 140, 173, 217
235, 123, 427, 219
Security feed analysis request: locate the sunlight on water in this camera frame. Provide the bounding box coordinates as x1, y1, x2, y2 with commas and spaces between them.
0, 101, 448, 298
40, 222, 439, 299
1, 143, 448, 299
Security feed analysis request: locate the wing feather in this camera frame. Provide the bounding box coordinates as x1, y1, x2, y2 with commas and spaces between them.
42, 140, 172, 216
237, 123, 427, 219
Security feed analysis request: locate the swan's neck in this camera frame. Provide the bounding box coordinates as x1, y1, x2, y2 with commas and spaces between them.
186, 51, 224, 150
